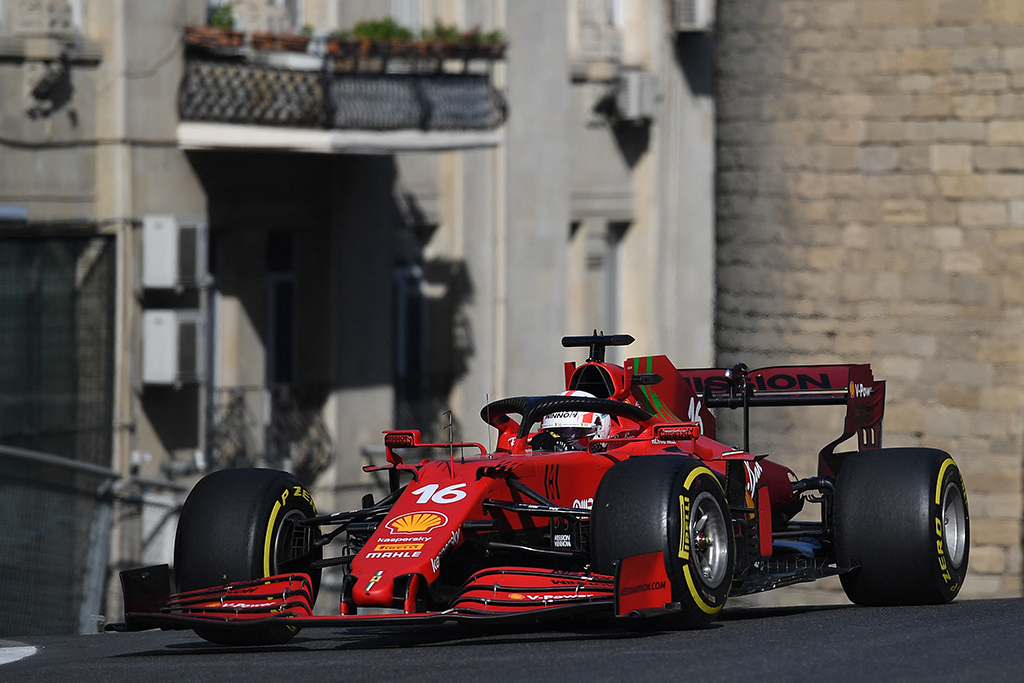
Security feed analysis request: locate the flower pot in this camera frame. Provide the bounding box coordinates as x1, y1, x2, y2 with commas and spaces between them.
465, 44, 505, 60
327, 40, 359, 57
251, 32, 311, 52
185, 24, 244, 48
385, 41, 419, 59
357, 38, 377, 58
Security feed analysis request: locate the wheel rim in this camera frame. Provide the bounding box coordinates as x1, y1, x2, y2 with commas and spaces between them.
941, 482, 967, 569
271, 509, 313, 575
690, 491, 729, 589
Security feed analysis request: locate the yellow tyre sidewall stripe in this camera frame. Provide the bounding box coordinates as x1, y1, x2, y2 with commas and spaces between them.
934, 458, 955, 505
262, 500, 299, 632
264, 500, 282, 577
933, 456, 967, 593
679, 466, 723, 615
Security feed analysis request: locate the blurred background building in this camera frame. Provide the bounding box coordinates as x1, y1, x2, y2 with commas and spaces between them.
715, 0, 1024, 603
0, 0, 1019, 634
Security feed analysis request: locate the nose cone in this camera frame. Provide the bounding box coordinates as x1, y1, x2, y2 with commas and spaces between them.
359, 569, 392, 602
350, 460, 499, 609
351, 510, 461, 607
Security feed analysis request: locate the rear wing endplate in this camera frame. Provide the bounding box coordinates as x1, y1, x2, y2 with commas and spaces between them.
678, 364, 885, 477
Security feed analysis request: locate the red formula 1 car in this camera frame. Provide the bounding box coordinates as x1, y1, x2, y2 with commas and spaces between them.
112, 334, 970, 644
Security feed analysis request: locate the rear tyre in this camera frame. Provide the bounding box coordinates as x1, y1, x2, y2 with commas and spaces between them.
174, 468, 322, 645
835, 448, 969, 606
591, 456, 733, 629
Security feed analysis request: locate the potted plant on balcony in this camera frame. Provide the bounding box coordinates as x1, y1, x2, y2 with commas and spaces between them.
326, 29, 354, 55
352, 17, 414, 58
322, 17, 505, 70
476, 28, 507, 59
419, 19, 460, 58
185, 4, 244, 48
419, 21, 506, 60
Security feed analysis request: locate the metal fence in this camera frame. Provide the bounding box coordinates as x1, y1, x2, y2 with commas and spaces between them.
0, 445, 186, 637
0, 236, 116, 469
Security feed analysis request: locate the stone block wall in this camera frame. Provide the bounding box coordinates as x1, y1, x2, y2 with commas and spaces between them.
715, 0, 1024, 601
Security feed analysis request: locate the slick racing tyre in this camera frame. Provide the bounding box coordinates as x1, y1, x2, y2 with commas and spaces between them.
591, 456, 733, 629
835, 448, 969, 606
174, 468, 322, 645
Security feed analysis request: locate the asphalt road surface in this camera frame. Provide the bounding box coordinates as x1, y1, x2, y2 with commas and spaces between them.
3, 598, 1022, 683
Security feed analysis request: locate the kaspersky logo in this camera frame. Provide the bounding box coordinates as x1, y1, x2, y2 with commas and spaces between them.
386, 511, 448, 534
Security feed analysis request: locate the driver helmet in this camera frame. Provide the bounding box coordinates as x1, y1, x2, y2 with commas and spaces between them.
538, 391, 611, 450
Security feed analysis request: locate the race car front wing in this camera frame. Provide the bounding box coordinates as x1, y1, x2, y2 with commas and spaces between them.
107, 553, 683, 633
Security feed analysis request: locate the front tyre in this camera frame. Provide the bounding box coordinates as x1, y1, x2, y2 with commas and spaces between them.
174, 468, 322, 645
835, 448, 969, 606
591, 456, 733, 629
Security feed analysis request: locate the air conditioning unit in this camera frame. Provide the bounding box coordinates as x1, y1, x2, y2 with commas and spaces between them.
142, 214, 208, 289
142, 310, 207, 385
674, 0, 715, 32
615, 70, 659, 122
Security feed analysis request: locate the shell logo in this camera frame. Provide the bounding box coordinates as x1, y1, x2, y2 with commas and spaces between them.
508, 593, 525, 600
386, 511, 448, 534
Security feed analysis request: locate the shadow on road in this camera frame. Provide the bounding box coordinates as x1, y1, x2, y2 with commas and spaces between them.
112, 604, 853, 658
718, 603, 851, 621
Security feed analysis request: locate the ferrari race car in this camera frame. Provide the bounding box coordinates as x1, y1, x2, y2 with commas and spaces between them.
111, 333, 970, 644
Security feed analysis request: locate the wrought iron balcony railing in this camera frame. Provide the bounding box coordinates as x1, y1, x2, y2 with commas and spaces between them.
179, 42, 507, 132
205, 385, 333, 482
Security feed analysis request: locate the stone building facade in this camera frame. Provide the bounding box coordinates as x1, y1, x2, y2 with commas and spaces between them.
0, 0, 718, 630
716, 0, 1024, 601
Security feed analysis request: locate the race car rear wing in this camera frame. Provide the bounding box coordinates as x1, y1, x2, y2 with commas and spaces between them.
679, 363, 885, 478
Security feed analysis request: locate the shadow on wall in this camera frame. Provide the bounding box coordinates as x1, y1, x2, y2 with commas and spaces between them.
142, 151, 474, 479
423, 259, 474, 439
140, 152, 402, 483
594, 30, 714, 169
393, 250, 475, 439
26, 58, 76, 119
392, 185, 475, 439
591, 92, 651, 169
674, 31, 714, 98
611, 121, 650, 169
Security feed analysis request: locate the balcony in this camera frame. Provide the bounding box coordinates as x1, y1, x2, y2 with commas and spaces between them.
177, 33, 508, 154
